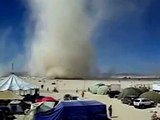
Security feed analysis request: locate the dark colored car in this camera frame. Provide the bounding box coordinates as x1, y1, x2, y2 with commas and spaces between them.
23, 94, 45, 103
108, 91, 120, 98
0, 106, 15, 120
121, 95, 138, 105
63, 94, 80, 100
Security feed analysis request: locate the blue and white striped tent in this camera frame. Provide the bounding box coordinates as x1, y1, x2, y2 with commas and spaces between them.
0, 74, 38, 91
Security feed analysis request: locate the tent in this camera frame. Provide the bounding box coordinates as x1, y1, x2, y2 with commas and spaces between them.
0, 74, 38, 91
34, 100, 108, 120
35, 97, 57, 103
138, 87, 149, 93
140, 91, 160, 103
89, 83, 105, 94
36, 102, 57, 113
152, 84, 160, 91
97, 86, 109, 95
89, 85, 99, 94
118, 87, 142, 99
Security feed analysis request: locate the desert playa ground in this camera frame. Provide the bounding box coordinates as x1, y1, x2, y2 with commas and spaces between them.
16, 77, 160, 120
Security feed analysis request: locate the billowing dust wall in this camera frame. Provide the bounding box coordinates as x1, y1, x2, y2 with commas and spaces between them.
28, 0, 94, 78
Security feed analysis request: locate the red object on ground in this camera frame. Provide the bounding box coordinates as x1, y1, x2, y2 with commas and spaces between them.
35, 97, 57, 102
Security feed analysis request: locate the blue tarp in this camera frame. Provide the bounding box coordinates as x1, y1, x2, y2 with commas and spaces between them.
34, 100, 108, 120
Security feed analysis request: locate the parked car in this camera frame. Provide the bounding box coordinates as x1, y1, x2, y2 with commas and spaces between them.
23, 94, 44, 103
63, 94, 80, 100
0, 106, 15, 120
108, 91, 120, 98
133, 98, 156, 108
121, 95, 138, 105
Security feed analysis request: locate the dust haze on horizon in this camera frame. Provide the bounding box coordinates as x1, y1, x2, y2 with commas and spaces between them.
26, 0, 99, 78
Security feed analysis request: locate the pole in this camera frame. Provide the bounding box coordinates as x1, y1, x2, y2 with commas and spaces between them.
12, 63, 14, 74
83, 80, 85, 90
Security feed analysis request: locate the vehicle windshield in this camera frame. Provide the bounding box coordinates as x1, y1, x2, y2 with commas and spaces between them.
134, 100, 140, 102
142, 99, 149, 102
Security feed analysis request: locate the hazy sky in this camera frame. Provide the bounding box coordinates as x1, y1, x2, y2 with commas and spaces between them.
0, 0, 160, 74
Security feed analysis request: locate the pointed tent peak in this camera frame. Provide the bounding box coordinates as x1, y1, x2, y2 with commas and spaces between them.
0, 74, 39, 91
8, 74, 23, 80
9, 73, 18, 77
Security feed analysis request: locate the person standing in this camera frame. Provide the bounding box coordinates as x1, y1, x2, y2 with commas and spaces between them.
81, 91, 85, 98
108, 105, 112, 118
47, 87, 49, 92
41, 84, 44, 89
76, 88, 78, 93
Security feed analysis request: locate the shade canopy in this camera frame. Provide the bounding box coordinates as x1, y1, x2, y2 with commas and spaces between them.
0, 74, 38, 91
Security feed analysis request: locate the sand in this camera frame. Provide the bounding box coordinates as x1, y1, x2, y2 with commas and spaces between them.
16, 77, 160, 120
22, 77, 160, 91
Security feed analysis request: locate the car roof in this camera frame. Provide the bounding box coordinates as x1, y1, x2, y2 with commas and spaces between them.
126, 95, 138, 97
135, 98, 149, 100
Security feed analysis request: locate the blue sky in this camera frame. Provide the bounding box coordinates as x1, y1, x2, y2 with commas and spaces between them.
92, 0, 160, 74
0, 0, 160, 74
0, 0, 27, 72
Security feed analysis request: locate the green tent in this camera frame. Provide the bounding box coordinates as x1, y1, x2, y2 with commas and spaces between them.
140, 91, 160, 103
94, 83, 105, 86
118, 87, 142, 99
138, 87, 149, 93
97, 86, 109, 95
36, 102, 56, 112
89, 83, 105, 94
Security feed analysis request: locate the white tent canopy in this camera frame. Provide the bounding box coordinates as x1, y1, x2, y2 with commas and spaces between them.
152, 84, 160, 91
0, 74, 38, 91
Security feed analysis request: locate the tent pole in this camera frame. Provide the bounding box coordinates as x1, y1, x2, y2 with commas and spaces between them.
12, 63, 14, 74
